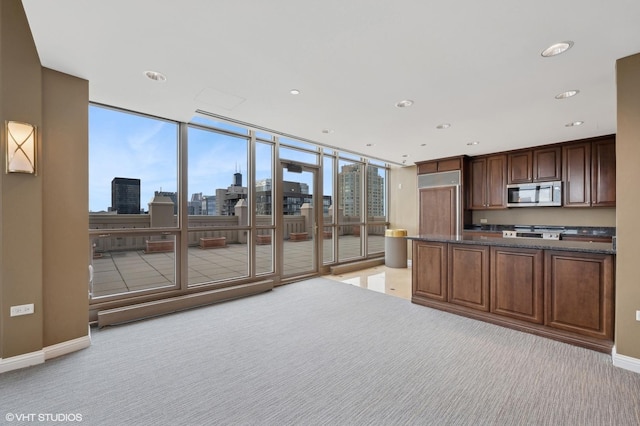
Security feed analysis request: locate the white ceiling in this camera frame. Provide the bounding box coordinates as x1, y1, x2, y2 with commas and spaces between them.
22, 0, 640, 165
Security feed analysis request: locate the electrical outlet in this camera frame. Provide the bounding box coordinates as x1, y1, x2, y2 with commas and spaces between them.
480, 218, 488, 224
636, 310, 640, 322
10, 303, 34, 317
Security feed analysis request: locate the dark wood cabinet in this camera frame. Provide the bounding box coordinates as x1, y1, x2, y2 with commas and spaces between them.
412, 241, 447, 301
545, 251, 614, 340
469, 155, 507, 209
507, 151, 532, 184
563, 142, 591, 206
448, 244, 490, 311
416, 156, 463, 174
419, 186, 457, 235
533, 146, 562, 182
563, 137, 615, 207
490, 247, 544, 323
508, 146, 561, 184
411, 239, 615, 353
591, 138, 616, 207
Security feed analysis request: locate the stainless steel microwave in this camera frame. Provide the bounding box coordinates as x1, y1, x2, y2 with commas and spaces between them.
506, 181, 562, 207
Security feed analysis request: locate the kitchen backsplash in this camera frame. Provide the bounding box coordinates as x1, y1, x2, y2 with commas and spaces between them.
471, 207, 615, 227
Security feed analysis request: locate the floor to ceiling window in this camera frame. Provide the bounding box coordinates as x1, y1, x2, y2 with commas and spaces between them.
89, 105, 389, 309
187, 123, 250, 285
88, 105, 179, 300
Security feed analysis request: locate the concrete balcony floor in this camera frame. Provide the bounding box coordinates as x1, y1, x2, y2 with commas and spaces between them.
91, 235, 387, 299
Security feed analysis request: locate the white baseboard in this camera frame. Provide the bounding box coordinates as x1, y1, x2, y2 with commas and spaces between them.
0, 351, 44, 374
0, 331, 91, 374
612, 346, 640, 374
44, 333, 91, 361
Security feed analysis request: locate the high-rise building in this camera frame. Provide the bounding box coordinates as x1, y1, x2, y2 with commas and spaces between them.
215, 172, 248, 216
111, 177, 140, 214
338, 165, 384, 218
366, 167, 385, 218
255, 178, 330, 215
338, 165, 361, 217
188, 193, 203, 215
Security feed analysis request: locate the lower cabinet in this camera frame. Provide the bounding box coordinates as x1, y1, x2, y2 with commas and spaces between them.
545, 251, 614, 340
448, 244, 490, 311
412, 241, 447, 301
490, 247, 544, 324
411, 241, 615, 352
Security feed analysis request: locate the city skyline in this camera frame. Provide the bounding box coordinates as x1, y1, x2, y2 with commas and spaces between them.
89, 105, 385, 215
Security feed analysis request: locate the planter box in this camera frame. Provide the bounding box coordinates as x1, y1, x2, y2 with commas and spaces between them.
256, 234, 272, 245
145, 240, 174, 254
289, 232, 308, 242
199, 236, 226, 249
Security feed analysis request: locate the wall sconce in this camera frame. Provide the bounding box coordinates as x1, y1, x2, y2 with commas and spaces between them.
6, 121, 37, 174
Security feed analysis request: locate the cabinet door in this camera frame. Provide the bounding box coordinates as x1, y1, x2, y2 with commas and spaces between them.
417, 161, 438, 174
490, 247, 543, 323
591, 138, 616, 207
469, 158, 487, 209
533, 146, 561, 182
544, 251, 614, 340
486, 155, 507, 208
419, 187, 457, 235
448, 244, 489, 311
562, 142, 591, 207
437, 157, 462, 172
412, 241, 447, 301
507, 151, 532, 184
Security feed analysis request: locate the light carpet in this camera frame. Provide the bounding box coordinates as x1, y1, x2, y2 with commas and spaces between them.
1, 278, 639, 425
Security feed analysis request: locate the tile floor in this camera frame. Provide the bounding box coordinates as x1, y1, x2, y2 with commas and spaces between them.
324, 264, 412, 300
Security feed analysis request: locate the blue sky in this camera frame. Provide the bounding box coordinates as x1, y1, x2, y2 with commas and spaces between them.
89, 106, 330, 212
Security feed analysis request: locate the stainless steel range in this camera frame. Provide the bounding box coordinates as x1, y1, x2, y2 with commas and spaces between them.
502, 227, 564, 240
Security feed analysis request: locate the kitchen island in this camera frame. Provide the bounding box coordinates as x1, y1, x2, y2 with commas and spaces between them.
408, 234, 615, 352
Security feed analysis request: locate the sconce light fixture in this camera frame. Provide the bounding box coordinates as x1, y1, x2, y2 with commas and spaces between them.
6, 121, 37, 174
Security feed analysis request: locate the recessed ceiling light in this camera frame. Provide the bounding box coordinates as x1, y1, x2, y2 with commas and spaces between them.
466, 141, 480, 146
436, 123, 451, 129
541, 41, 574, 57
555, 90, 579, 99
322, 129, 334, 134
395, 100, 414, 108
144, 70, 166, 82
565, 120, 584, 127
290, 89, 301, 95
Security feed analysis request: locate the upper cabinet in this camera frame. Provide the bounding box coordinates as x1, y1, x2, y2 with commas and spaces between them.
508, 146, 561, 184
416, 156, 463, 174
591, 138, 616, 207
563, 136, 615, 207
563, 142, 591, 206
469, 155, 507, 209
533, 146, 562, 182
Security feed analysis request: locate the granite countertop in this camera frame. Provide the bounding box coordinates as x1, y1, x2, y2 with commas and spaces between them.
407, 233, 615, 254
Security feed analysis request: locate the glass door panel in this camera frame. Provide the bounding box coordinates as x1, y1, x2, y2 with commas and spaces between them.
281, 164, 317, 276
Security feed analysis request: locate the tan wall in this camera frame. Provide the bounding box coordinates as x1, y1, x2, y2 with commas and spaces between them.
472, 207, 616, 227
0, 0, 89, 360
0, 0, 44, 358
615, 53, 640, 359
389, 165, 418, 260
42, 68, 89, 346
